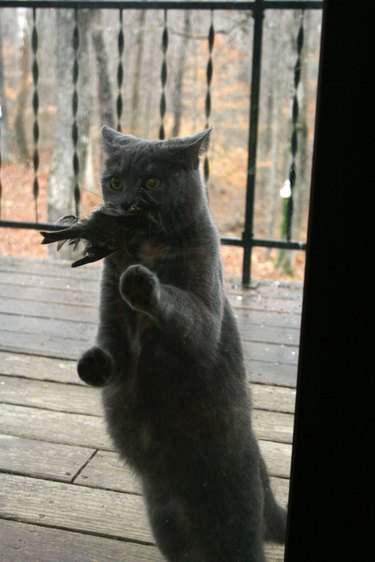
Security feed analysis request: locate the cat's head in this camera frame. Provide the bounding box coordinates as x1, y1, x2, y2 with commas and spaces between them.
101, 126, 211, 229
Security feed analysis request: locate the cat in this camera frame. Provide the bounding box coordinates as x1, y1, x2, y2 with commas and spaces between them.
77, 125, 287, 562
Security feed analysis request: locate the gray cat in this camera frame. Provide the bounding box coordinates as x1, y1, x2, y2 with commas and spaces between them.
77, 126, 286, 562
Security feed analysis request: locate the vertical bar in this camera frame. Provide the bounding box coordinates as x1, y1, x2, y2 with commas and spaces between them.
31, 7, 40, 222
116, 8, 124, 132
159, 10, 168, 140
242, 0, 264, 287
72, 8, 80, 216
0, 106, 2, 219
286, 11, 304, 241
204, 10, 214, 183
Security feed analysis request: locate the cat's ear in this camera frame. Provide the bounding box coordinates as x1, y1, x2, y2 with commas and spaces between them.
166, 129, 212, 164
101, 125, 139, 152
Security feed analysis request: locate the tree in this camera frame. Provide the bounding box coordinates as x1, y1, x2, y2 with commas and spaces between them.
171, 11, 191, 137
0, 13, 12, 163
47, 9, 92, 258
91, 10, 115, 129
14, 20, 30, 164
130, 10, 146, 134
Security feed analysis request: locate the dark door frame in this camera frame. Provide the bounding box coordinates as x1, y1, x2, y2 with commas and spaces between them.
285, 1, 374, 560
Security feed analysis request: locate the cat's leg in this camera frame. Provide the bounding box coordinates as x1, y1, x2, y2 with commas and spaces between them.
119, 264, 161, 314
142, 481, 205, 562
77, 346, 115, 387
259, 455, 287, 543
119, 264, 220, 355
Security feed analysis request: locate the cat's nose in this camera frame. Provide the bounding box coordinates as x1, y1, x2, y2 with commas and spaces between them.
121, 200, 134, 211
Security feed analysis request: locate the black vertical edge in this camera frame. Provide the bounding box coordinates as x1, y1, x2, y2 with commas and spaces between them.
116, 8, 124, 132
285, 1, 374, 560
72, 7, 80, 216
32, 7, 40, 222
159, 9, 168, 140
241, 0, 264, 288
286, 10, 304, 242
0, 109, 2, 219
204, 10, 214, 185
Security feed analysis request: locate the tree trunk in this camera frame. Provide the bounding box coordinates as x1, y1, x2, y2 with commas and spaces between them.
130, 10, 146, 134
48, 9, 92, 259
91, 11, 115, 129
171, 11, 191, 137
0, 14, 12, 162
276, 11, 308, 275
14, 24, 30, 165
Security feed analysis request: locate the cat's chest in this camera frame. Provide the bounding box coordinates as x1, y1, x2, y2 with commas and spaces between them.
137, 239, 166, 270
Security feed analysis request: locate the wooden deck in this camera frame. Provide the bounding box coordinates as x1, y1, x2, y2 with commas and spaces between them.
0, 256, 302, 561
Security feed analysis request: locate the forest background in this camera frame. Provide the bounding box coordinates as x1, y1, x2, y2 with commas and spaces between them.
0, 6, 322, 282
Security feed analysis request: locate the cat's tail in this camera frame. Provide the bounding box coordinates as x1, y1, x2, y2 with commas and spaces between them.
260, 456, 287, 543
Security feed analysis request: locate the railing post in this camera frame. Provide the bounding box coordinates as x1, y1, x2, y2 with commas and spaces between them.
242, 0, 264, 288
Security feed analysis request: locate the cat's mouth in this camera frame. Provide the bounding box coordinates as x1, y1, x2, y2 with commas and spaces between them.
108, 189, 166, 234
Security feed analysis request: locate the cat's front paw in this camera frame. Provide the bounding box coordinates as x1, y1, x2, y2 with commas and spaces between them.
77, 346, 114, 387
119, 264, 160, 314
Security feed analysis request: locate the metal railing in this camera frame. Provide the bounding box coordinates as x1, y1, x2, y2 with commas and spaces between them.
0, 0, 323, 286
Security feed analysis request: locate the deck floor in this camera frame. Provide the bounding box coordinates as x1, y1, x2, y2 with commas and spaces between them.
0, 256, 302, 561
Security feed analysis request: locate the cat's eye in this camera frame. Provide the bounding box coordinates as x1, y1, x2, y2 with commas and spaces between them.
110, 177, 122, 191
144, 177, 161, 190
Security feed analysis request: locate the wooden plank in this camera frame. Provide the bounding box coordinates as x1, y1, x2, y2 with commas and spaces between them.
244, 340, 299, 365
74, 450, 142, 494
0, 295, 98, 323
251, 383, 296, 414
0, 518, 284, 562
246, 359, 297, 388
0, 474, 288, 558
234, 307, 301, 329
0, 404, 111, 450
0, 257, 99, 279
0, 330, 88, 359
254, 283, 303, 299
259, 440, 292, 479
0, 371, 295, 416
228, 281, 303, 300
0, 375, 98, 414
0, 519, 164, 562
0, 255, 101, 280
0, 282, 98, 308
0, 333, 298, 380
253, 409, 294, 444
0, 473, 154, 544
238, 321, 300, 345
0, 296, 300, 347
0, 435, 94, 482
0, 350, 297, 395
75, 440, 291, 494
0, 432, 290, 490
229, 293, 302, 314
1, 398, 293, 450
0, 270, 100, 293
0, 348, 298, 391
0, 314, 95, 342
0, 351, 79, 384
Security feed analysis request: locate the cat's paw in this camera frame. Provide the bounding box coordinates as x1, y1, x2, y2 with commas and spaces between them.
77, 346, 114, 387
119, 264, 160, 314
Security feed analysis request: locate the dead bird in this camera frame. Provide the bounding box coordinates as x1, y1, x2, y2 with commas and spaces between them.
40, 189, 163, 267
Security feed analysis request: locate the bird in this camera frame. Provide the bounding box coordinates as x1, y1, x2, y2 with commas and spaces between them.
40, 189, 161, 267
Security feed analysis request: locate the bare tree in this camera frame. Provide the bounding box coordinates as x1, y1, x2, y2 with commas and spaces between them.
130, 10, 146, 134
91, 10, 115, 129
14, 22, 30, 164
0, 14, 12, 162
48, 9, 92, 258
171, 11, 191, 137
